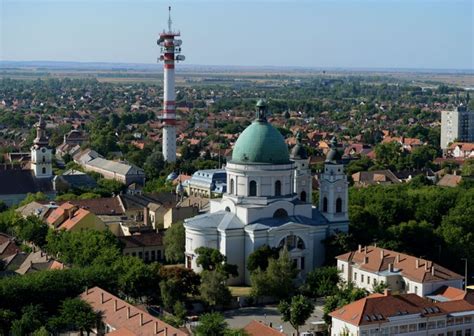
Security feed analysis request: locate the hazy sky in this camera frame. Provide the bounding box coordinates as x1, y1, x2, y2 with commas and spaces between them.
1, 0, 473, 69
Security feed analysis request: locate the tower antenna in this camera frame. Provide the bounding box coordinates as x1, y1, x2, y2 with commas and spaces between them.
168, 6, 172, 32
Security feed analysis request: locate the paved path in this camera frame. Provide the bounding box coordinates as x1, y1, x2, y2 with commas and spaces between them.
223, 303, 325, 336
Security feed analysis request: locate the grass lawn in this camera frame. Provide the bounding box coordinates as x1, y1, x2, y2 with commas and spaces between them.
229, 286, 252, 297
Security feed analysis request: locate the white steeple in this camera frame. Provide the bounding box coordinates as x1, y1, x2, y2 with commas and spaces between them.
290, 132, 312, 203
319, 137, 348, 222
31, 116, 53, 178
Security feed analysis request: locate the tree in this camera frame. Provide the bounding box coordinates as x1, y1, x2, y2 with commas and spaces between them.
304, 266, 340, 298
194, 312, 228, 336
48, 298, 100, 335
374, 141, 403, 170
372, 280, 388, 294
247, 245, 280, 273
10, 304, 45, 336
19, 192, 47, 207
199, 270, 232, 308
461, 158, 474, 176
195, 247, 238, 278
144, 150, 165, 179
250, 247, 298, 301
164, 221, 185, 263
323, 282, 368, 324
278, 295, 315, 335
0, 309, 15, 335
15, 216, 48, 247
113, 256, 157, 301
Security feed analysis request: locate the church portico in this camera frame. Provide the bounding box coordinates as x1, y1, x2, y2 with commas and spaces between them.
184, 100, 349, 285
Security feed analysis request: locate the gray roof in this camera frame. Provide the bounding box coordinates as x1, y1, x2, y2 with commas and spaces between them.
86, 157, 144, 176
188, 169, 226, 192
185, 211, 244, 231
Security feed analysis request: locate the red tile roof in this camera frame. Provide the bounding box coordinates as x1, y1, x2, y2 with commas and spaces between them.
243, 320, 285, 336
337, 245, 463, 283
58, 208, 91, 231
81, 287, 186, 336
330, 292, 474, 327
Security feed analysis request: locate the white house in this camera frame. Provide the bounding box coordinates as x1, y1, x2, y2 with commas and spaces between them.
330, 290, 474, 336
184, 100, 349, 285
336, 245, 464, 297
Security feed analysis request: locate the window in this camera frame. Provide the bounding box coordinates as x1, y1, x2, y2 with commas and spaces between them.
354, 272, 357, 281
225, 206, 231, 212
151, 250, 156, 261
414, 286, 418, 295
279, 235, 305, 251
144, 251, 149, 262
447, 318, 454, 326
448, 332, 454, 336
409, 324, 417, 332
138, 252, 143, 259
42, 167, 46, 174
437, 321, 446, 328
186, 255, 192, 269
367, 276, 370, 284
249, 180, 257, 196
336, 198, 342, 213
157, 250, 162, 260
273, 208, 288, 218
300, 191, 307, 202
428, 322, 436, 329
301, 257, 305, 270
419, 323, 427, 331
361, 331, 369, 336
132, 252, 136, 257
456, 331, 462, 336
42, 156, 45, 163
464, 317, 472, 324
455, 318, 463, 325
390, 326, 398, 335
275, 180, 281, 196
465, 329, 471, 336
323, 197, 328, 212
341, 264, 344, 272
399, 325, 408, 333
230, 179, 234, 194
361, 274, 364, 283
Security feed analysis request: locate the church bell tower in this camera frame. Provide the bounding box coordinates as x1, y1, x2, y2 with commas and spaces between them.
290, 132, 312, 203
319, 137, 348, 223
31, 117, 52, 178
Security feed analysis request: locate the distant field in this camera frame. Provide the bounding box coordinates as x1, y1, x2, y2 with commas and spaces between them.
0, 67, 473, 87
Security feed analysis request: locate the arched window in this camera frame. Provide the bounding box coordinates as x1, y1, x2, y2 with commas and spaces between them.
230, 179, 235, 195
275, 180, 281, 196
225, 206, 231, 212
300, 191, 307, 202
279, 235, 305, 251
42, 167, 46, 174
249, 180, 257, 196
323, 197, 328, 212
273, 208, 288, 218
42, 156, 45, 163
336, 198, 342, 213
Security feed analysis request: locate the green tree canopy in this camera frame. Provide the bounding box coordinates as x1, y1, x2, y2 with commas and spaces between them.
278, 295, 315, 335
164, 221, 185, 263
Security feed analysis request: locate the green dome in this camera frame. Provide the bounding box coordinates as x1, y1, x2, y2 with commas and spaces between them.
231, 120, 290, 164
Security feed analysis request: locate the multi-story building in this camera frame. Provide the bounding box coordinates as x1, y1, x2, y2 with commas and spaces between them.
441, 105, 474, 150
185, 169, 227, 197
336, 245, 463, 297
330, 290, 474, 336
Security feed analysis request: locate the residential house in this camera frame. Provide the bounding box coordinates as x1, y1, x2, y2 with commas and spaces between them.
336, 245, 464, 297
352, 170, 401, 188
446, 143, 474, 160
185, 169, 227, 197
46, 202, 106, 232
118, 231, 164, 262
437, 174, 463, 187
243, 320, 285, 336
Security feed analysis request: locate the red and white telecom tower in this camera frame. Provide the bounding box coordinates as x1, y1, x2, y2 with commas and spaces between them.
157, 6, 185, 162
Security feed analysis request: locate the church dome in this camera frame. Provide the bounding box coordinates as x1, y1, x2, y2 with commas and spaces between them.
231, 100, 290, 165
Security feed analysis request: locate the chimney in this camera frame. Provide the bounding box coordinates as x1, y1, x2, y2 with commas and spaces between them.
85, 287, 89, 295
380, 249, 384, 259
165, 327, 168, 336
388, 263, 394, 272
425, 261, 429, 271
144, 207, 149, 226
127, 307, 131, 319
358, 244, 362, 253
416, 259, 420, 269
154, 322, 158, 334
396, 254, 400, 263
384, 288, 391, 296
431, 266, 435, 276
374, 242, 377, 248
364, 256, 369, 264
139, 313, 144, 326
114, 299, 118, 312
101, 292, 104, 304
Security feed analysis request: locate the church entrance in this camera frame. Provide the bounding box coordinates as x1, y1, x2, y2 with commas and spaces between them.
279, 234, 306, 272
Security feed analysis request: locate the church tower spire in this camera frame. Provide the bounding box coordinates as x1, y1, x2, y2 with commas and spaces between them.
290, 131, 312, 203
319, 137, 348, 224
31, 116, 52, 178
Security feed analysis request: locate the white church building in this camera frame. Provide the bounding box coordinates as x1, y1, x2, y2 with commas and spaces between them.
184, 100, 349, 285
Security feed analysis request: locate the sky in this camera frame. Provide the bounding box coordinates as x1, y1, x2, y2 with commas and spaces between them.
0, 0, 473, 70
